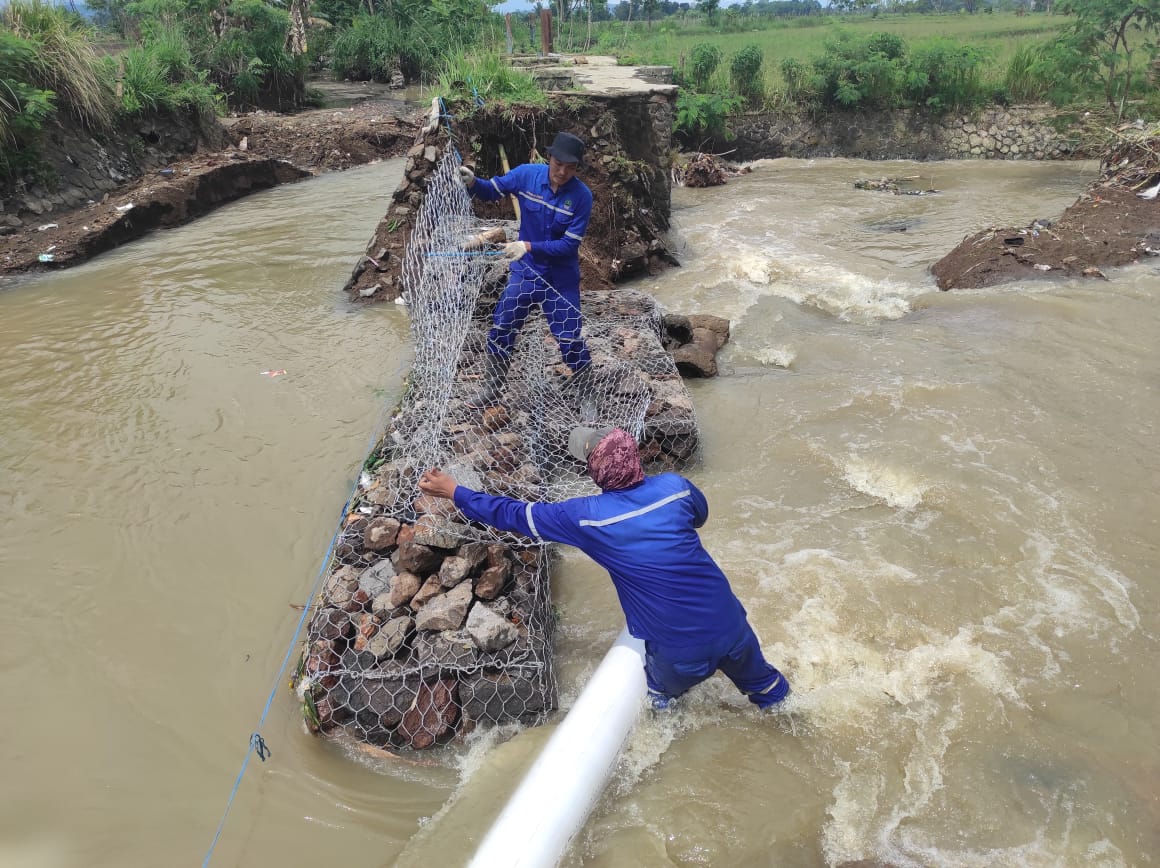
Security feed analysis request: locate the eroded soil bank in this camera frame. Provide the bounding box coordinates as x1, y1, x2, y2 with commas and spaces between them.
932, 135, 1160, 289
1, 101, 420, 280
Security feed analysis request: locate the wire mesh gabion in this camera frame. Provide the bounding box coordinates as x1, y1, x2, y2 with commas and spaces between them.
293, 149, 702, 753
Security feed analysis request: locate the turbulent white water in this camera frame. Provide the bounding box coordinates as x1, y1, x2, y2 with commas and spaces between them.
2, 156, 1157, 867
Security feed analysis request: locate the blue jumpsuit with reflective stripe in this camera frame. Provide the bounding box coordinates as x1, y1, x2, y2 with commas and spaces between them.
452, 473, 789, 706
470, 163, 592, 372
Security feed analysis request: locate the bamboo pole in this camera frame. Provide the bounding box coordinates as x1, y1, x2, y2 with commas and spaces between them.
499, 143, 521, 224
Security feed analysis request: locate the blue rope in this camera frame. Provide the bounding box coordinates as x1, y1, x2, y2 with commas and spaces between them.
201, 478, 363, 867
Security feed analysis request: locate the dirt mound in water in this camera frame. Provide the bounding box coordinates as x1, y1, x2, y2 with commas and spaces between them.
932, 133, 1160, 289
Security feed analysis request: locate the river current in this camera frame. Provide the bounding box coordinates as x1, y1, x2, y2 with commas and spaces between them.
1, 156, 1157, 867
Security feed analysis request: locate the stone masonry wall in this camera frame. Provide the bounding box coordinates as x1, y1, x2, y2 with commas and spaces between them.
722, 105, 1092, 162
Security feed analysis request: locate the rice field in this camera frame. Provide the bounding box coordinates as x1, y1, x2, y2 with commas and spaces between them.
567, 12, 1064, 92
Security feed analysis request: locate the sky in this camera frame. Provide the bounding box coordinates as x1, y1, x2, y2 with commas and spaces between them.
491, 1, 750, 11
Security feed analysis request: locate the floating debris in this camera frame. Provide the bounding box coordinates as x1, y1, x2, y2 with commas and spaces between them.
854, 176, 939, 195
260, 369, 287, 377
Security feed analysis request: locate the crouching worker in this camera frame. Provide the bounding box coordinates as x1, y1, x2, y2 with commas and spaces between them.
417, 426, 791, 711
459, 132, 594, 408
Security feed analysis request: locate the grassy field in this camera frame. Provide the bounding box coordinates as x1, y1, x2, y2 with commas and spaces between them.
574, 12, 1063, 94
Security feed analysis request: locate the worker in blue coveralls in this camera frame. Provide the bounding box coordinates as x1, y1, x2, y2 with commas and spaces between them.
418, 426, 791, 711
458, 131, 594, 408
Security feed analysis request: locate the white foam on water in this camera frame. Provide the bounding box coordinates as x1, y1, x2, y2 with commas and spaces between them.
841, 453, 928, 509
754, 344, 797, 368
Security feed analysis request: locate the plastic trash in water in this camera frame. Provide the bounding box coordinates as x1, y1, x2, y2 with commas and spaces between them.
38, 253, 55, 262
260, 369, 287, 378
115, 203, 134, 212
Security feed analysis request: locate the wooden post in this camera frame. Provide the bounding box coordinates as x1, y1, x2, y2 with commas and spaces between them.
504, 13, 514, 54
115, 56, 124, 99
539, 8, 552, 56
498, 144, 520, 225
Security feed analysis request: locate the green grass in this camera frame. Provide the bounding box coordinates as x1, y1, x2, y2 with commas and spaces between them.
587, 12, 1063, 95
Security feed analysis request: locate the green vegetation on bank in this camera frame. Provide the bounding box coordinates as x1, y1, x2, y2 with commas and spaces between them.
5, 0, 1160, 188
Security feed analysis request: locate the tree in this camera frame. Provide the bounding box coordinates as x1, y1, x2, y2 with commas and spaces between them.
643, 0, 660, 26
1056, 0, 1160, 116
697, 0, 721, 22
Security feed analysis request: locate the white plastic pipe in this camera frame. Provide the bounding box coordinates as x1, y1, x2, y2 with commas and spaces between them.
468, 627, 647, 868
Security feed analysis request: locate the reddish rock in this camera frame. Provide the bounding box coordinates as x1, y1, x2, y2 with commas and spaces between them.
352, 613, 378, 652
311, 608, 353, 641
412, 493, 456, 518
388, 570, 422, 608
396, 677, 460, 750
392, 539, 443, 574
409, 575, 443, 611
363, 516, 401, 550
475, 562, 511, 601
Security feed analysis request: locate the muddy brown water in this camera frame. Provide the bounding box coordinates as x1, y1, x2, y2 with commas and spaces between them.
2, 156, 1158, 867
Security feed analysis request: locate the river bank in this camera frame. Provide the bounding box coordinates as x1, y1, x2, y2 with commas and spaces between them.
2, 90, 1157, 294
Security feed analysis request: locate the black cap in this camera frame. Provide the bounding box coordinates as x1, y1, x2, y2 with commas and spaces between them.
546, 132, 585, 166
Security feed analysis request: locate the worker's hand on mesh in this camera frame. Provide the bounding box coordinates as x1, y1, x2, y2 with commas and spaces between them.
501, 240, 529, 264
457, 166, 475, 187
419, 468, 457, 500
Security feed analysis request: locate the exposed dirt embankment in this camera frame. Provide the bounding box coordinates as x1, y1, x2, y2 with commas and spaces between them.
932, 134, 1160, 289
1, 101, 420, 281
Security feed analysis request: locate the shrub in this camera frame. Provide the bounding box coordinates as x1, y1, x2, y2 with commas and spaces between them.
730, 44, 764, 104
904, 38, 988, 112
811, 31, 904, 109
675, 90, 742, 142
780, 57, 816, 106
689, 42, 722, 90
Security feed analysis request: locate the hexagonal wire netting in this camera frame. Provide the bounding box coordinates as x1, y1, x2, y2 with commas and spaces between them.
294, 150, 701, 752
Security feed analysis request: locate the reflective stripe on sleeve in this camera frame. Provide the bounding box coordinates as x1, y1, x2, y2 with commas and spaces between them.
578, 489, 690, 528
525, 502, 542, 541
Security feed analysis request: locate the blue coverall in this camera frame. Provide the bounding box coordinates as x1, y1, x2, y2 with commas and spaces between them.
469, 163, 593, 372
453, 473, 790, 708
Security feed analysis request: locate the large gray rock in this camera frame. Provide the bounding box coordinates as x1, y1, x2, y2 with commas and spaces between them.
466, 604, 519, 652
358, 559, 396, 597
415, 581, 473, 631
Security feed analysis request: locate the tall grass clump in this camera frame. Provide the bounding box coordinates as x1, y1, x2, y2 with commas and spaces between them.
438, 53, 547, 106
0, 29, 56, 179
1004, 41, 1071, 104
905, 38, 988, 111
329, 0, 487, 84
689, 42, 723, 90
2, 0, 113, 129
730, 44, 765, 104
330, 14, 401, 81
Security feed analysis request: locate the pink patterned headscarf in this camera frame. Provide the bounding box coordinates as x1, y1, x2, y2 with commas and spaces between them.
587, 428, 645, 491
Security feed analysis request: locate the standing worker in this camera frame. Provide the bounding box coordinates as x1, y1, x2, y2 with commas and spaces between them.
418, 427, 791, 711
459, 132, 594, 408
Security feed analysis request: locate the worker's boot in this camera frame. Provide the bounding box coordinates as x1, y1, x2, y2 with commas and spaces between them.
466, 354, 511, 409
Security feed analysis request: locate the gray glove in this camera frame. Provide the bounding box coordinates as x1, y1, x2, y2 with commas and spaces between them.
458, 166, 475, 187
